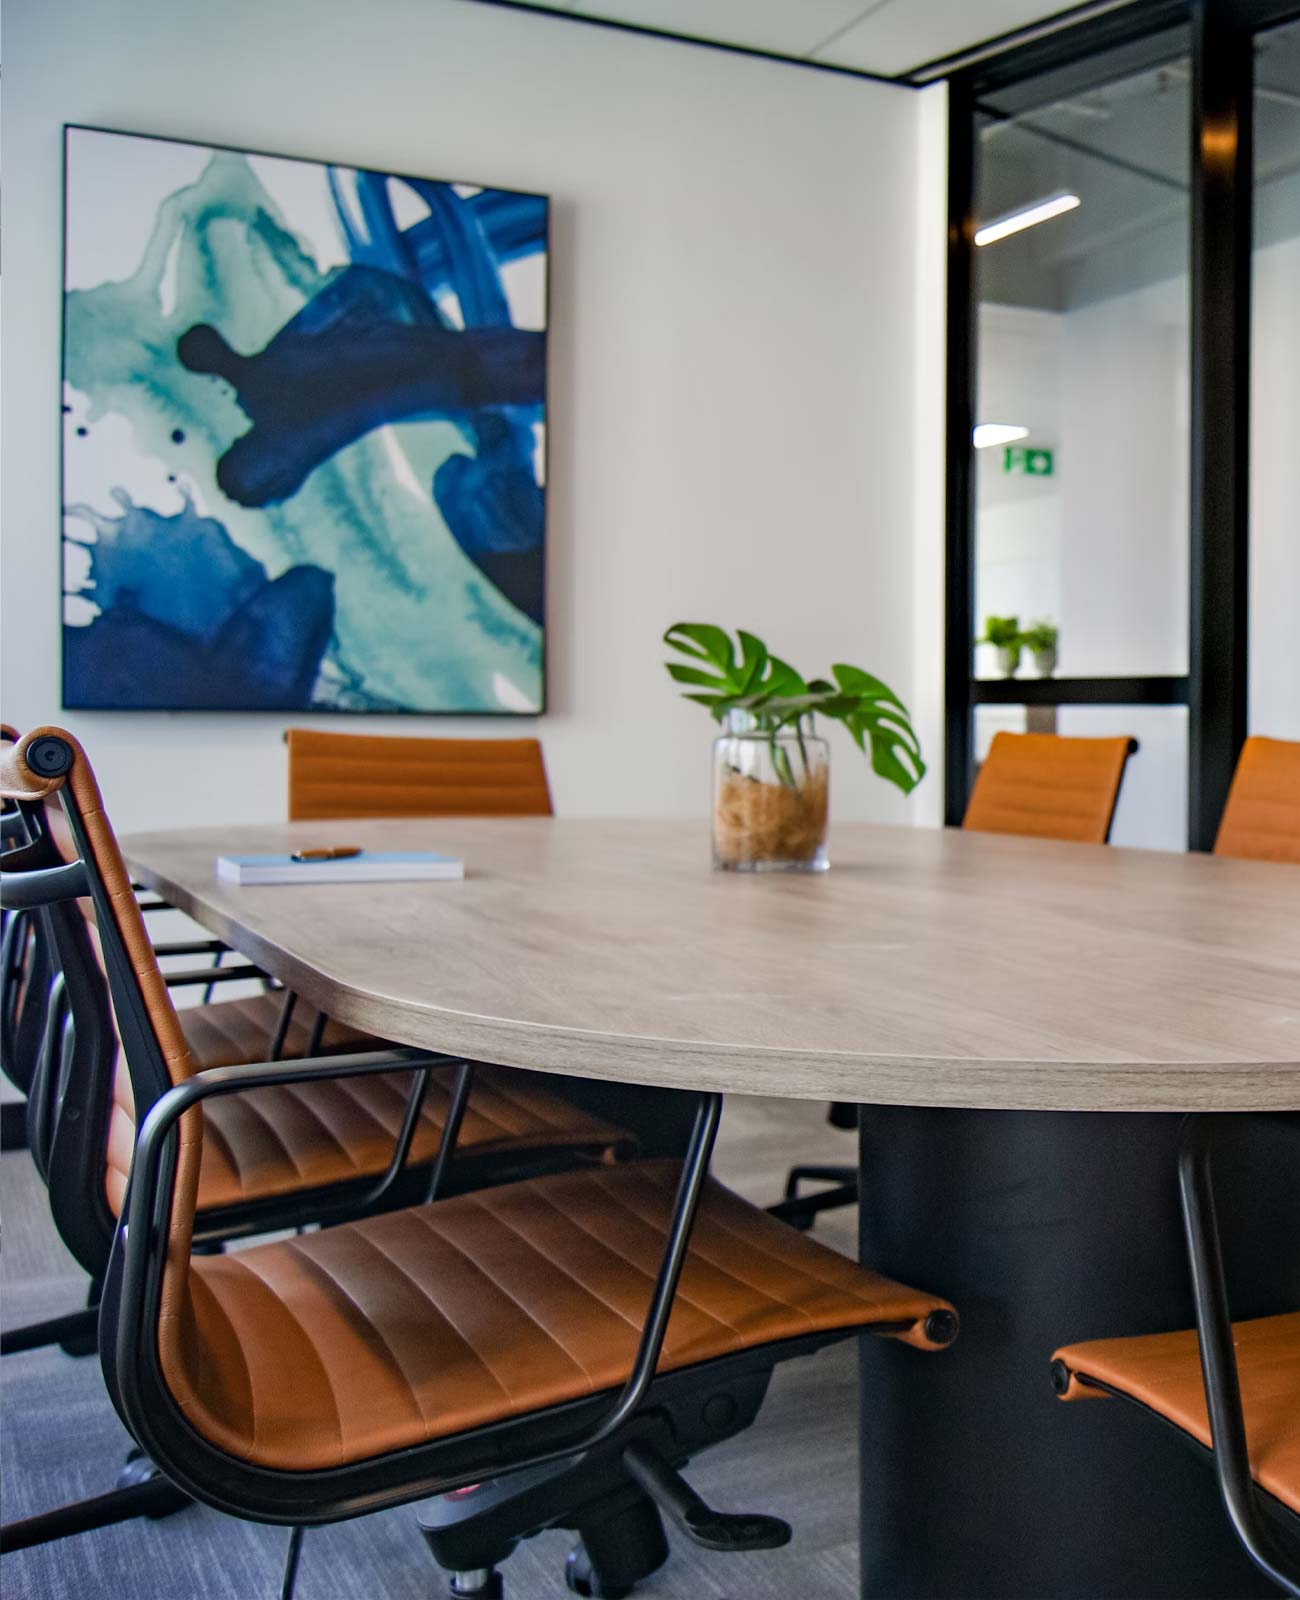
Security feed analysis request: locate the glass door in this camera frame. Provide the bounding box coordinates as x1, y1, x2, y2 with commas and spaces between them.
970, 26, 1193, 848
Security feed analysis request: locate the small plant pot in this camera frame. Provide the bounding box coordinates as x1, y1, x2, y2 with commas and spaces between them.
712, 712, 829, 872
1031, 646, 1058, 678
995, 646, 1021, 678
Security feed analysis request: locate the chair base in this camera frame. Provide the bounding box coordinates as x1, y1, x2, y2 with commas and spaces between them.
419, 1363, 777, 1596
769, 1165, 859, 1230
0, 1450, 190, 1553
0, 1298, 99, 1358
0, 1099, 28, 1151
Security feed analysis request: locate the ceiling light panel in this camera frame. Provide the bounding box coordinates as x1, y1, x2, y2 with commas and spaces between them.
566, 0, 871, 59
975, 193, 1081, 245
815, 1, 1087, 76
973, 423, 1030, 449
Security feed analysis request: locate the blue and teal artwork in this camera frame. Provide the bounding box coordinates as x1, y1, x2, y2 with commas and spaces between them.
61, 126, 547, 712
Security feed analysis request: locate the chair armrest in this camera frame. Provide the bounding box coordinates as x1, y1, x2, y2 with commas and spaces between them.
135, 1048, 458, 1239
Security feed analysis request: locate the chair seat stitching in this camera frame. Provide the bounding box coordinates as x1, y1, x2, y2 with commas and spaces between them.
557, 1175, 771, 1332
223, 1092, 315, 1184
614, 1167, 923, 1320
440, 1195, 657, 1353
271, 1086, 364, 1174
481, 1180, 742, 1340
203, 1253, 344, 1454
401, 1210, 598, 1396
282, 1237, 442, 1430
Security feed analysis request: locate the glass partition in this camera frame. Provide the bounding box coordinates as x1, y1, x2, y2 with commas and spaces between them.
1250, 16, 1300, 739
973, 27, 1192, 686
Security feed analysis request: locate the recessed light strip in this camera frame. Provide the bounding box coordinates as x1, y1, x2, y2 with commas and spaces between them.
975, 193, 1080, 247
973, 424, 1029, 450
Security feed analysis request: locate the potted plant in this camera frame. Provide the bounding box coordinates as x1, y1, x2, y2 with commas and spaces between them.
979, 615, 1022, 678
1021, 620, 1059, 678
663, 623, 925, 872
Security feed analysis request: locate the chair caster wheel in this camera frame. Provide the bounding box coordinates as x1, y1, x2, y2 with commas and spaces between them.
449, 1572, 503, 1599
115, 1449, 190, 1520
565, 1544, 633, 1599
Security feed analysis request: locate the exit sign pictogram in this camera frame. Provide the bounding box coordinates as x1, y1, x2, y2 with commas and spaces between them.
1004, 445, 1054, 476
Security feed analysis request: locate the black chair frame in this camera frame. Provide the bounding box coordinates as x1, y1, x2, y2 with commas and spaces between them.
7, 736, 958, 1599
1053, 1112, 1299, 1597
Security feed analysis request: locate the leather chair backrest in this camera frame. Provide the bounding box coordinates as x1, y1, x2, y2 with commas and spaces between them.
963, 732, 1137, 845
1213, 736, 1300, 865
0, 729, 201, 1350
285, 728, 552, 822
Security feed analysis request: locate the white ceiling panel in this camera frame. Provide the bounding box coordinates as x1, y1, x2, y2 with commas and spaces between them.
566, 0, 876, 61
814, 1, 1094, 76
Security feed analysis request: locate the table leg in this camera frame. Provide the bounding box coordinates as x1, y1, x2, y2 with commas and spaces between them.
856, 1106, 1299, 1599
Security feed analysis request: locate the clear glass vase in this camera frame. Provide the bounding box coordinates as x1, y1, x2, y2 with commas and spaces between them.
711, 711, 830, 872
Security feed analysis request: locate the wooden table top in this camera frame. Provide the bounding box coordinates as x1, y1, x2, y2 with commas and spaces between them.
122, 818, 1300, 1112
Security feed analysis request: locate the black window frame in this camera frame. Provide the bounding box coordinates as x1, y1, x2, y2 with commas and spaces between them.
944, 0, 1300, 847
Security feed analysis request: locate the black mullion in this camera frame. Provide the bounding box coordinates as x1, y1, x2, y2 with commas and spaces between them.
972, 676, 1190, 706
943, 76, 978, 828
1187, 0, 1253, 850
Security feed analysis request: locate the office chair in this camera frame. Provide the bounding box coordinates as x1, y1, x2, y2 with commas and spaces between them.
963, 730, 1140, 844
1, 721, 44, 1152
285, 727, 552, 821
3, 792, 631, 1350
0, 784, 630, 1557
2, 726, 960, 1600
776, 731, 1141, 1232
1052, 1114, 1299, 1597
1214, 736, 1300, 865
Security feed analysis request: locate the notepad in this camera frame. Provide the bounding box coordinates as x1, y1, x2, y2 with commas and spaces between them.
216, 851, 464, 886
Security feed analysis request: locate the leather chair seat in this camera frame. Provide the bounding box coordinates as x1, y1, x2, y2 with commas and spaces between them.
1054, 1312, 1300, 1515
102, 994, 632, 1215
178, 992, 373, 1070
176, 1159, 955, 1471
195, 1058, 632, 1211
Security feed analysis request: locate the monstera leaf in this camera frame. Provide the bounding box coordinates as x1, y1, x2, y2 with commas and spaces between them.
663, 623, 926, 797
662, 623, 806, 713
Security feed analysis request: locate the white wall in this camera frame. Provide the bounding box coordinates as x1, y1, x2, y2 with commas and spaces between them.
1, 0, 932, 833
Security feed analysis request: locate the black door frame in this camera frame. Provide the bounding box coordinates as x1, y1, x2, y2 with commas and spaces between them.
943, 0, 1300, 845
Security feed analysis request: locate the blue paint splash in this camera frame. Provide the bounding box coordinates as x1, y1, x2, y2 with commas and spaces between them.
62, 144, 544, 711
65, 490, 334, 709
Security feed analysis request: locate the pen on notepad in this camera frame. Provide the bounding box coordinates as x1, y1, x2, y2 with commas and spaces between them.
290, 847, 363, 863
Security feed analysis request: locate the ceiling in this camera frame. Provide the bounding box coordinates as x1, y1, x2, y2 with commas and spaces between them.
977, 16, 1300, 311
530, 0, 1138, 81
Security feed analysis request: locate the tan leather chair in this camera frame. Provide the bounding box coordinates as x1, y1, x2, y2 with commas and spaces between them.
1214, 736, 1300, 865
0, 784, 630, 1381
285, 727, 552, 821
963, 731, 1139, 845
9, 791, 631, 1260
1052, 1115, 1300, 1596
1, 727, 960, 1598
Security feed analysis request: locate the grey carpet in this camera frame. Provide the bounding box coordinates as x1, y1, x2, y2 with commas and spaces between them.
1, 1095, 862, 1600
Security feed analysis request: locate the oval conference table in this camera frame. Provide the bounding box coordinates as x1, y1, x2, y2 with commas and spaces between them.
122, 818, 1300, 1600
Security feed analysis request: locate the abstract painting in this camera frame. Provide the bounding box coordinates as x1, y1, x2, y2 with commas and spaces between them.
61, 126, 547, 712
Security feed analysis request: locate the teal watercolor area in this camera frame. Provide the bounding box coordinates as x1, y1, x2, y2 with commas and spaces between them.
64, 151, 541, 711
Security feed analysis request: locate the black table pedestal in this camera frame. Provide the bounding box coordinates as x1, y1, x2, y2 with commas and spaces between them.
856, 1107, 1298, 1599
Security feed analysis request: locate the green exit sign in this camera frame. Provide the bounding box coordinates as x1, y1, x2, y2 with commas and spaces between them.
1004, 445, 1054, 476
